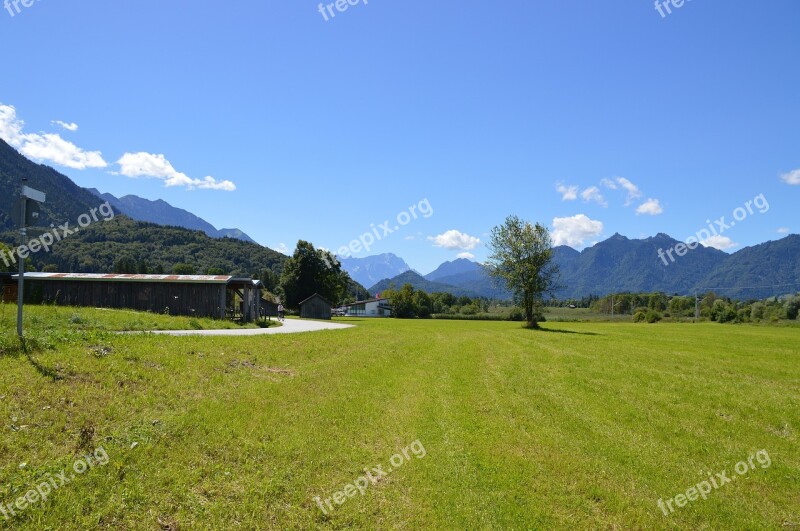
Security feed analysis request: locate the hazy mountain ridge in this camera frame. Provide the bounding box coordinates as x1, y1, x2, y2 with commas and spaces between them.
368, 270, 482, 298
86, 188, 256, 243
339, 253, 412, 288
424, 258, 481, 281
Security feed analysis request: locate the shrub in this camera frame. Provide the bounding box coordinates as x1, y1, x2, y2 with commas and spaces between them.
633, 311, 646, 323
785, 296, 800, 320
460, 304, 478, 316
750, 302, 765, 321
645, 310, 662, 323
735, 308, 751, 323
508, 307, 526, 322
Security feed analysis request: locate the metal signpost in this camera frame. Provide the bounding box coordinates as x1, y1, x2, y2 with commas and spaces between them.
16, 180, 46, 339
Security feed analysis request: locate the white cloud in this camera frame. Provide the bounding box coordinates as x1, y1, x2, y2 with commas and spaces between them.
636, 198, 664, 216
556, 183, 578, 201
0, 104, 107, 169
275, 243, 290, 254
600, 178, 617, 190
581, 186, 607, 207
116, 152, 236, 191
52, 120, 78, 132
701, 235, 738, 250
600, 176, 643, 205
781, 169, 800, 185
615, 177, 642, 205
428, 230, 481, 251
456, 252, 475, 260
777, 227, 790, 234
552, 215, 604, 248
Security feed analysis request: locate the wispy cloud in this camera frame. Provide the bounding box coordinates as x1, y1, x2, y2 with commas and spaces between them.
600, 177, 617, 190
781, 168, 800, 185
456, 252, 475, 260
116, 152, 236, 191
602, 176, 643, 206
581, 186, 607, 207
556, 182, 578, 201
552, 214, 603, 247
52, 120, 79, 132
777, 227, 790, 234
0, 104, 107, 169
428, 230, 481, 251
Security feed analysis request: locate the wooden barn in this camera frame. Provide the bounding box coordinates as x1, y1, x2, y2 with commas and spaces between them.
299, 293, 332, 320
13, 273, 264, 322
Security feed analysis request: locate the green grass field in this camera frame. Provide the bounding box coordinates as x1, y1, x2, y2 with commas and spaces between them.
1, 306, 798, 529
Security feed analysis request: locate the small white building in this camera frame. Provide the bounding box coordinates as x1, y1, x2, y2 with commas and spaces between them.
341, 298, 392, 317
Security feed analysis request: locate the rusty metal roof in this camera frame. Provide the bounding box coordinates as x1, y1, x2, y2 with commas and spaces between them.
13, 273, 232, 284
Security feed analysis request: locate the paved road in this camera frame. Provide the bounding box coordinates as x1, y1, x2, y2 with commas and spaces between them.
144, 319, 354, 337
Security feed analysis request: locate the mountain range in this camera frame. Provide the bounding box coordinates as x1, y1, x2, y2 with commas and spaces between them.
0, 139, 284, 276
338, 253, 412, 288
86, 188, 256, 243
363, 233, 800, 301
369, 270, 484, 298
3, 138, 798, 301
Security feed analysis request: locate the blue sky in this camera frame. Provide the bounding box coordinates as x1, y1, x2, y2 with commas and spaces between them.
1, 0, 798, 274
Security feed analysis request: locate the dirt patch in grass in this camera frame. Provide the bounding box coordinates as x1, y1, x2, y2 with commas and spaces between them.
263, 367, 295, 376
227, 359, 258, 370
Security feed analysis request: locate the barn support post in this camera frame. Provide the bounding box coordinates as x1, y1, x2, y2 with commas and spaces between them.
243, 286, 248, 322
243, 284, 251, 322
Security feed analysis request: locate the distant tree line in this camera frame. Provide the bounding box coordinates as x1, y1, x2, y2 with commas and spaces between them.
547, 295, 601, 308
1, 216, 286, 280
380, 283, 522, 320
590, 291, 800, 324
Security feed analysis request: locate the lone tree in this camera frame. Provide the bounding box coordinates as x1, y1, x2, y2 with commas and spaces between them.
486, 215, 560, 327
279, 240, 350, 310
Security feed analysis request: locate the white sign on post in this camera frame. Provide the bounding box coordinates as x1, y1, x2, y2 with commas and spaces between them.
22, 185, 46, 203
17, 184, 46, 339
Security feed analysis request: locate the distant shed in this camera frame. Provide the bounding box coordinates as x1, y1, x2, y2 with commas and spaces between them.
12, 273, 262, 322
261, 299, 279, 319
298, 293, 332, 320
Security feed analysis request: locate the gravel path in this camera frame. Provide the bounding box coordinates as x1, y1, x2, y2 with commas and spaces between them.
143, 319, 354, 336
